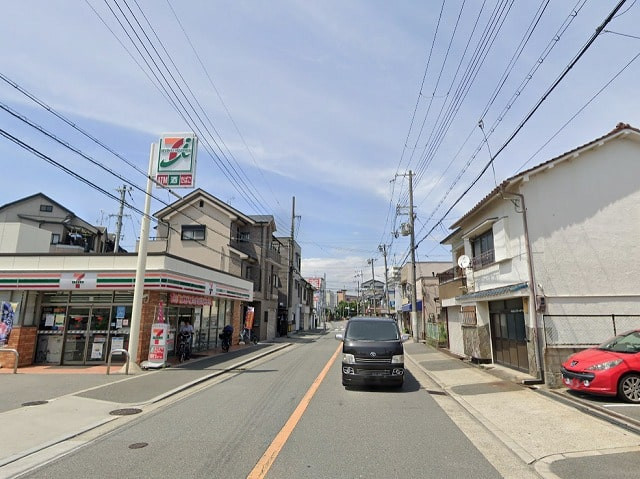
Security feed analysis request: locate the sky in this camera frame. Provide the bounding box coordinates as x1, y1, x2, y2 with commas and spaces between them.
1, 1, 639, 293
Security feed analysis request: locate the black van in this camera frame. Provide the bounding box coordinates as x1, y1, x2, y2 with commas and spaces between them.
335, 317, 409, 388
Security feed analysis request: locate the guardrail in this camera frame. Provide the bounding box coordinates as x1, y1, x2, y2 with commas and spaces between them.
0, 348, 19, 374
107, 348, 130, 375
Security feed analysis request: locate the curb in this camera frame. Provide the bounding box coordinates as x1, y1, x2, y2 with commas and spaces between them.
404, 351, 538, 465
0, 342, 293, 475
144, 342, 292, 404
538, 388, 640, 436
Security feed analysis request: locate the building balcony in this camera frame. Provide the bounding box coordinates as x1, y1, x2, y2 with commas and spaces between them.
230, 239, 258, 260
266, 247, 281, 264
438, 266, 464, 285
472, 249, 495, 269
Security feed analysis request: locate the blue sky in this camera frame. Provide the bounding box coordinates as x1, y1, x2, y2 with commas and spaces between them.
1, 1, 639, 292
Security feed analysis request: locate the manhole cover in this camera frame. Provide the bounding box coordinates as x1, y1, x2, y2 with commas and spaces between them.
22, 400, 49, 406
109, 408, 142, 416
128, 442, 148, 449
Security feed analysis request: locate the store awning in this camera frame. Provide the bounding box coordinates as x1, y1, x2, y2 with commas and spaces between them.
401, 300, 422, 312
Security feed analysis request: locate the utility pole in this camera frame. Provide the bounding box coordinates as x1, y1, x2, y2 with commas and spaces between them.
408, 170, 418, 340
354, 271, 362, 316
379, 244, 390, 315
112, 185, 132, 254
367, 258, 376, 315
288, 196, 295, 334
323, 272, 327, 330
394, 170, 418, 340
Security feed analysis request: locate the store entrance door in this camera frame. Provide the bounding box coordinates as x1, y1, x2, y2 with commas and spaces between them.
63, 306, 112, 364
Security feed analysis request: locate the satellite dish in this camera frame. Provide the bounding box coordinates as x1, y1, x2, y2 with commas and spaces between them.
457, 255, 471, 269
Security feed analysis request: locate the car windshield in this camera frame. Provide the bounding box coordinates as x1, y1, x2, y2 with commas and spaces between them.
598, 331, 640, 353
345, 320, 399, 341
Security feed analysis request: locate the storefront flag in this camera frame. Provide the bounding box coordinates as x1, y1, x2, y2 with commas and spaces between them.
0, 302, 17, 346
245, 306, 255, 330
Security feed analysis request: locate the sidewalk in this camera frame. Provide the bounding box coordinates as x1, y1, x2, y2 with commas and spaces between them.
404, 341, 640, 478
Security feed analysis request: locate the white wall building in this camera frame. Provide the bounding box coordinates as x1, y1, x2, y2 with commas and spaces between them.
440, 123, 640, 385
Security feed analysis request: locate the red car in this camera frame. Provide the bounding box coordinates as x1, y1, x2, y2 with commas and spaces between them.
561, 329, 640, 403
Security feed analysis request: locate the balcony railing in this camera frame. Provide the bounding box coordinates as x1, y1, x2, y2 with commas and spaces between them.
266, 247, 282, 264
472, 249, 495, 269
230, 239, 258, 260
438, 266, 465, 285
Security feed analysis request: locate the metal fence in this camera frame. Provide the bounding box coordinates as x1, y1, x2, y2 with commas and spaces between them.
543, 314, 640, 346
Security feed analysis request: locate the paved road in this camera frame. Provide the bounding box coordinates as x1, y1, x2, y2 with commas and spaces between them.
1, 324, 639, 478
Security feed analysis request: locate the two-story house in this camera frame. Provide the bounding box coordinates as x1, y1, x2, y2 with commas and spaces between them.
439, 123, 640, 386
0, 193, 112, 254
151, 189, 284, 341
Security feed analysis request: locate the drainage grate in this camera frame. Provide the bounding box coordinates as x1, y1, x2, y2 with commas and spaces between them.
110, 408, 142, 416
128, 442, 148, 449
22, 400, 49, 406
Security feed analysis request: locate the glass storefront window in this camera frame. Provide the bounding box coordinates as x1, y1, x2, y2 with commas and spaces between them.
37, 292, 133, 365
64, 307, 90, 363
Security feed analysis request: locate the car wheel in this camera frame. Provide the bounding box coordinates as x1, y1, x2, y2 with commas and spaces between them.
618, 373, 640, 403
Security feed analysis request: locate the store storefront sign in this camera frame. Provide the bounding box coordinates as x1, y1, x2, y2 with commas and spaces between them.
169, 292, 212, 306
147, 323, 169, 367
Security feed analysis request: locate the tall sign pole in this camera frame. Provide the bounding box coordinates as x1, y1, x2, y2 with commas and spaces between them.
123, 133, 197, 373
124, 142, 157, 373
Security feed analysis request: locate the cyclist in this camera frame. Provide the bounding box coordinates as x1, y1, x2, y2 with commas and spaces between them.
219, 323, 233, 352
178, 320, 194, 360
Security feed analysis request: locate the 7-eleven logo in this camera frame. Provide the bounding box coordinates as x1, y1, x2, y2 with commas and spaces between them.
159, 136, 194, 169
72, 273, 85, 289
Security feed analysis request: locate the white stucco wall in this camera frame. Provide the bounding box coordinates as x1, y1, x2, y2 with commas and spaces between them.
521, 135, 640, 315
460, 197, 531, 293
446, 306, 464, 357
0, 223, 51, 253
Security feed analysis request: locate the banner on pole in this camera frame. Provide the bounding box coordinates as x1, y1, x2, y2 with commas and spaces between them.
245, 306, 255, 330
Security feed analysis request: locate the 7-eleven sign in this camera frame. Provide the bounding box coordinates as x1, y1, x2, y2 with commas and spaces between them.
156, 133, 198, 188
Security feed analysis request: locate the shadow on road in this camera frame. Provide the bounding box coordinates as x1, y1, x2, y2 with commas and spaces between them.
343, 369, 422, 393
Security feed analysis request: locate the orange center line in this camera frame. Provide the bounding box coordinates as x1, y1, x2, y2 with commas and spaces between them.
247, 342, 343, 479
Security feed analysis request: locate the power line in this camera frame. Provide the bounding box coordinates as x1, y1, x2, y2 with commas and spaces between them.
412, 0, 630, 253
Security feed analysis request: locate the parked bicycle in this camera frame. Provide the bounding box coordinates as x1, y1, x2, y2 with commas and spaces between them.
239, 327, 258, 345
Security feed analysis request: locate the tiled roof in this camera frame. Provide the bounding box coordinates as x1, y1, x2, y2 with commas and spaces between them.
450, 123, 640, 229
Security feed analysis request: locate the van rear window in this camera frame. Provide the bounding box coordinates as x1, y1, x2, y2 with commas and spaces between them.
345, 321, 399, 341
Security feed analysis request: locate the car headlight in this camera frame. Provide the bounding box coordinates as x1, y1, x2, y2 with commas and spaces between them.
391, 354, 404, 364
586, 359, 623, 371
342, 353, 355, 364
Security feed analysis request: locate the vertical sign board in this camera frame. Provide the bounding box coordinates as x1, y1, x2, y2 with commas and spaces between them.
245, 306, 255, 329
155, 133, 198, 188
0, 301, 17, 346
147, 302, 168, 368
